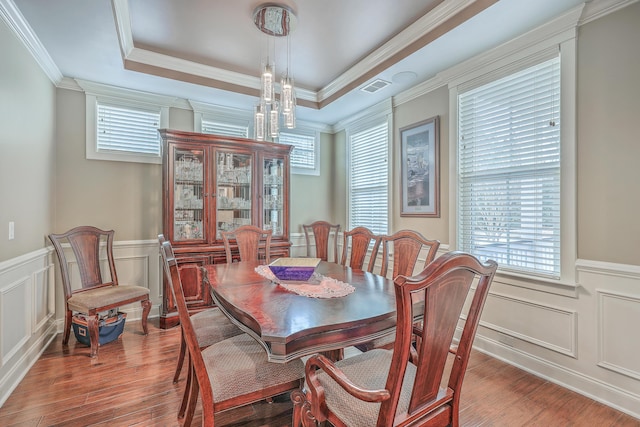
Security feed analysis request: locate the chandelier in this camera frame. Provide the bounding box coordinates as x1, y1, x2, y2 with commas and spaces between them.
253, 4, 297, 141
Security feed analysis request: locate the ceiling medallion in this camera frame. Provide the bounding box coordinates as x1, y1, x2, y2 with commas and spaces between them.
253, 4, 297, 37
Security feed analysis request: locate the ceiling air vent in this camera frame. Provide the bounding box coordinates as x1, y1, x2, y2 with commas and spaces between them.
360, 79, 391, 94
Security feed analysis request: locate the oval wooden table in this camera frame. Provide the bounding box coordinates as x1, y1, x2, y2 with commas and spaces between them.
206, 261, 397, 363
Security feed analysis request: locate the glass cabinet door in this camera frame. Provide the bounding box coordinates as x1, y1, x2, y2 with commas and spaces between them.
216, 151, 253, 239
173, 148, 205, 242
263, 157, 284, 237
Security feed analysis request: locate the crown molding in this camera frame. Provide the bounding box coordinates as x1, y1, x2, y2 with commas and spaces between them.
443, 3, 584, 89
393, 74, 447, 107
319, 0, 483, 101
393, 2, 585, 107
110, 0, 491, 110
0, 0, 63, 84
76, 79, 184, 108
333, 98, 392, 133
57, 76, 83, 91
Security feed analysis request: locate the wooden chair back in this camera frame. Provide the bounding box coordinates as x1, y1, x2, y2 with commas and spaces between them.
386, 251, 497, 425
49, 225, 118, 299
303, 221, 340, 262
340, 226, 380, 272
298, 251, 497, 427
221, 225, 272, 264
160, 240, 215, 424
372, 229, 440, 278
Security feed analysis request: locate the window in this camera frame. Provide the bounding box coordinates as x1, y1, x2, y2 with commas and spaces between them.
192, 101, 252, 138
279, 129, 320, 175
348, 119, 389, 235
201, 119, 248, 138
80, 81, 171, 164
96, 102, 162, 156
457, 56, 561, 278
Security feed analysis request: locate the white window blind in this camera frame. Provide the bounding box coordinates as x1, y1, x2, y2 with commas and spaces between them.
97, 102, 161, 156
279, 131, 316, 171
458, 56, 561, 277
349, 122, 389, 235
201, 119, 248, 138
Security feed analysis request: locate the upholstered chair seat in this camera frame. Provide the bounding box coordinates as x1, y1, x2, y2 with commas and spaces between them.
312, 349, 422, 427
191, 308, 243, 346
66, 285, 149, 313
203, 334, 305, 404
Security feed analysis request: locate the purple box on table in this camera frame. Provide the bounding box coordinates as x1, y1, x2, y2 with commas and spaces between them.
268, 257, 321, 281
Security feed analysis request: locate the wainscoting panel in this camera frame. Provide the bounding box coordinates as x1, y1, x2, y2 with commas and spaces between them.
0, 275, 30, 365
598, 290, 640, 380
481, 291, 577, 357
32, 264, 55, 334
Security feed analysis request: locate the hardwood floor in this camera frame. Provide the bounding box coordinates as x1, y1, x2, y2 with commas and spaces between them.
1, 319, 638, 427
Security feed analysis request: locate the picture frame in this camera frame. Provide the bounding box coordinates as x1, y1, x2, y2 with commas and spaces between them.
400, 116, 440, 217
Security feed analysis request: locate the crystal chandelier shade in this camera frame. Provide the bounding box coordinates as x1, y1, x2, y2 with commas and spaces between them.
253, 4, 297, 141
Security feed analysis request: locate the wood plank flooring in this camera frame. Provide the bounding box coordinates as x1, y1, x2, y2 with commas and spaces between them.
0, 318, 638, 426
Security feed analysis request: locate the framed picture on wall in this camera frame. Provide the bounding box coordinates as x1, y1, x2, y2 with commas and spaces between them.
400, 116, 440, 217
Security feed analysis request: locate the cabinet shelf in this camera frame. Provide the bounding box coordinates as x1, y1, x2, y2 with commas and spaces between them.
217, 181, 251, 186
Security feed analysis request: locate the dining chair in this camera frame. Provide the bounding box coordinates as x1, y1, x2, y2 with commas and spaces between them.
292, 251, 498, 427
158, 235, 243, 419
159, 239, 304, 427
372, 229, 440, 278
221, 225, 272, 264
48, 226, 151, 358
340, 226, 380, 272
357, 229, 440, 352
303, 221, 341, 262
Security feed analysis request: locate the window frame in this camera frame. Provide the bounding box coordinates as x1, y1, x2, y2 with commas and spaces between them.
448, 39, 577, 289
80, 80, 171, 165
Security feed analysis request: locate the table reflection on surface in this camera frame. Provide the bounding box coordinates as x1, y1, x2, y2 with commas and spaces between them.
206, 261, 397, 363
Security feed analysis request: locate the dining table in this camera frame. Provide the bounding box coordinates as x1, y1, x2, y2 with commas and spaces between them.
206, 260, 398, 363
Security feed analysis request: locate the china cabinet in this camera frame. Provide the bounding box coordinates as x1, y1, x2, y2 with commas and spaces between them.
159, 129, 292, 328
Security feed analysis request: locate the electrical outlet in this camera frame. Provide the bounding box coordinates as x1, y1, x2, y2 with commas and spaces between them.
9, 221, 15, 240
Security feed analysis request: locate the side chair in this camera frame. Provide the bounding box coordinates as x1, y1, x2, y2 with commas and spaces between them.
221, 225, 272, 264
303, 221, 341, 262
340, 226, 380, 272
292, 251, 498, 427
358, 229, 440, 352
48, 226, 151, 358
373, 229, 440, 278
158, 235, 243, 419
159, 239, 304, 427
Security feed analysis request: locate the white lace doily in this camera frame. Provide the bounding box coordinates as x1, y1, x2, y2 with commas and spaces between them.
255, 265, 355, 298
